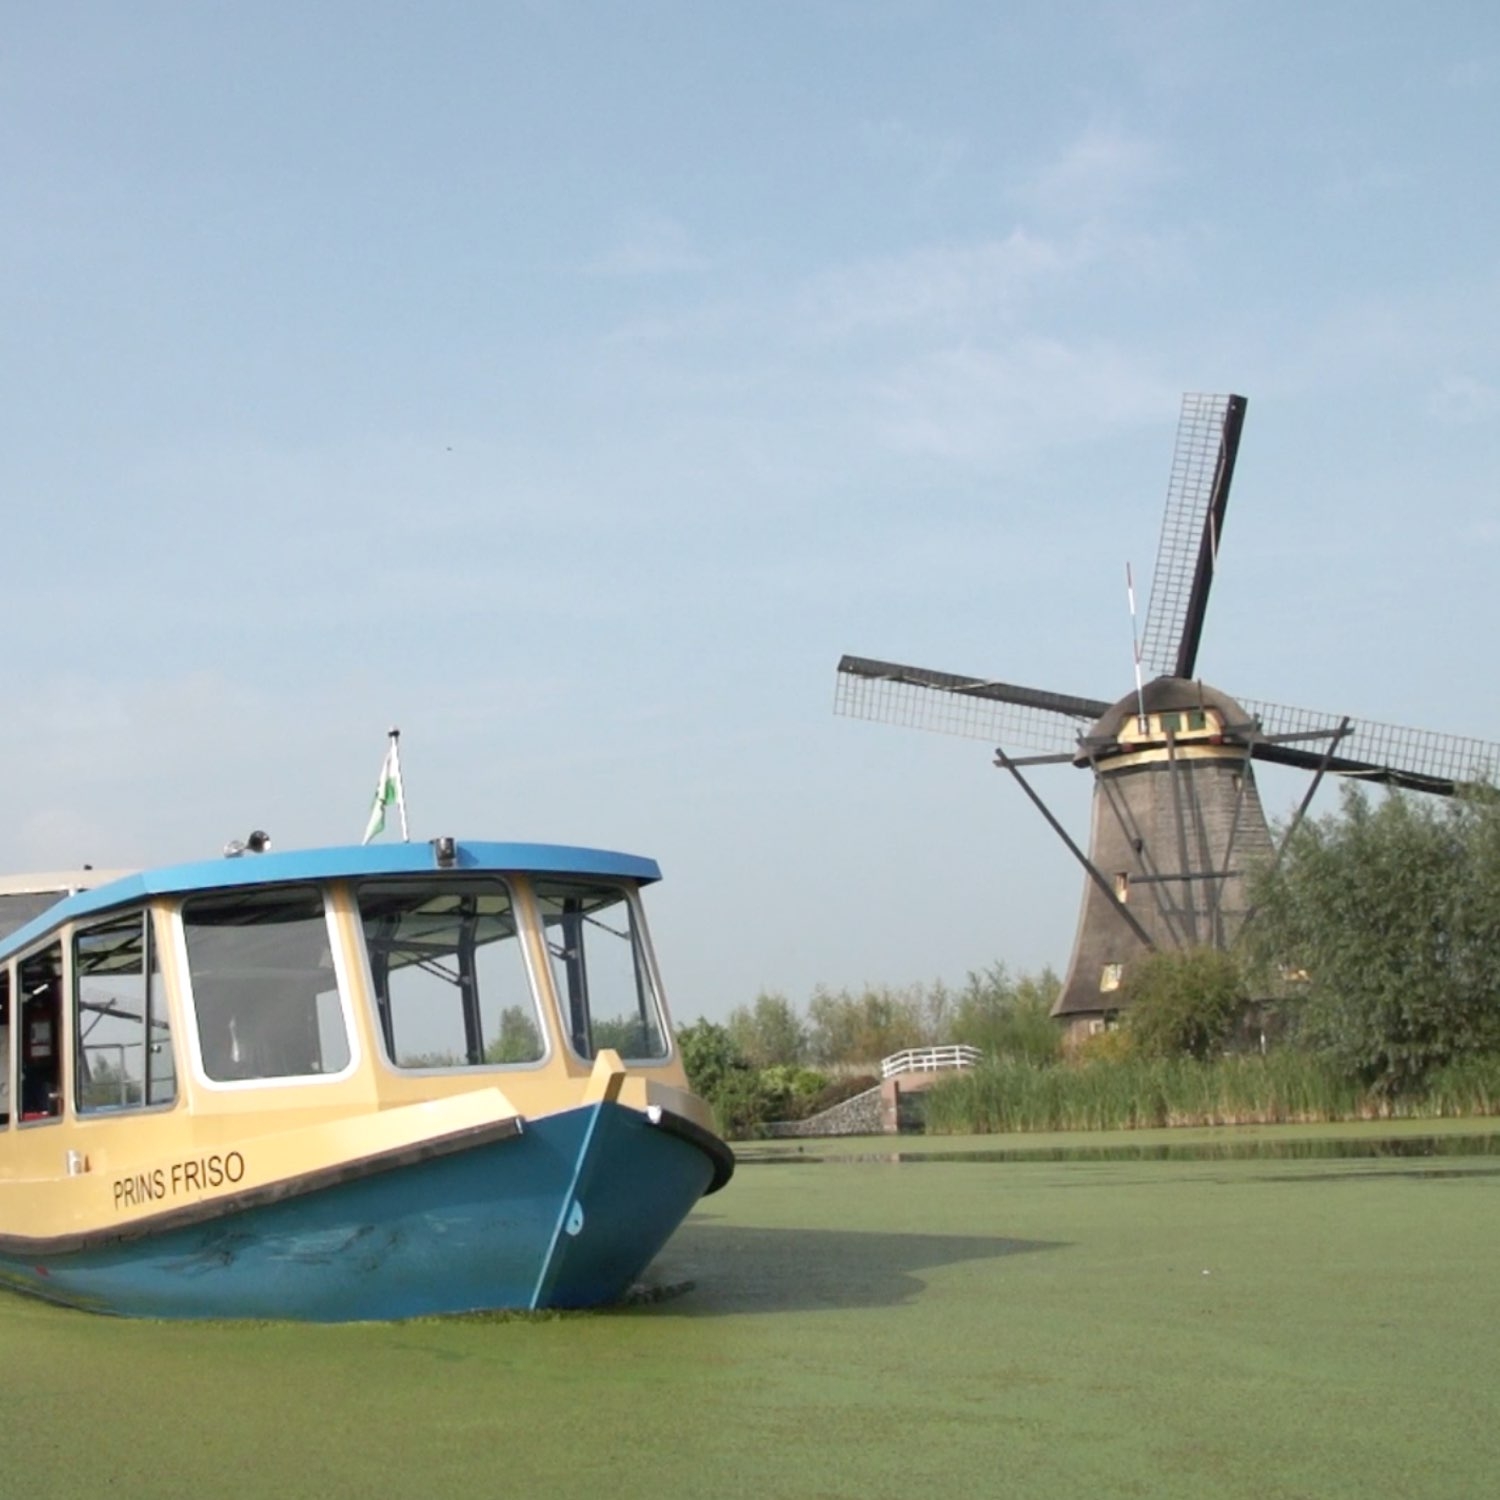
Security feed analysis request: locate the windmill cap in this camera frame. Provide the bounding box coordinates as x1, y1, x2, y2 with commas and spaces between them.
1078, 677, 1254, 762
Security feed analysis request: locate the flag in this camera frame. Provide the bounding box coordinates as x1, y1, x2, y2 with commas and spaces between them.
362, 731, 409, 844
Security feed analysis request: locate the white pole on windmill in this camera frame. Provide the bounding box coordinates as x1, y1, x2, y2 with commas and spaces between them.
1126, 562, 1147, 729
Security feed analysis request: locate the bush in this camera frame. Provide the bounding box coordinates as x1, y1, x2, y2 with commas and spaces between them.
756, 1064, 831, 1120
806, 1073, 880, 1114
1123, 948, 1248, 1061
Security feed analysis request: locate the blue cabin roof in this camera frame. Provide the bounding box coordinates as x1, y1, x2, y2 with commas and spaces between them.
0, 840, 661, 963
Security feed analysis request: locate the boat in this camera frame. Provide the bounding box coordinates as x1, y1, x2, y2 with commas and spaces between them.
0, 838, 732, 1320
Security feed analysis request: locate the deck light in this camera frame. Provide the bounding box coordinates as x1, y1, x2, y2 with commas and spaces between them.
432, 836, 457, 868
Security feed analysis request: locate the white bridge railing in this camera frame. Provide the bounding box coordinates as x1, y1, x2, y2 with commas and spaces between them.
880, 1045, 984, 1080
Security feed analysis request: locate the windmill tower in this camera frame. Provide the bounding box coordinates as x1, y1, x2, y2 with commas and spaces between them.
835, 394, 1500, 1040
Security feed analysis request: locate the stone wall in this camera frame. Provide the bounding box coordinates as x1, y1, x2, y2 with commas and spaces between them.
761, 1083, 886, 1138
761, 1079, 926, 1137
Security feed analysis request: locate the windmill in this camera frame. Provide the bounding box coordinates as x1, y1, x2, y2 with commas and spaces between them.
835, 393, 1500, 1038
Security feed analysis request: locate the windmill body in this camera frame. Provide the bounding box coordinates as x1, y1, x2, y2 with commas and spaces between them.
835, 394, 1500, 1040
1053, 678, 1273, 1028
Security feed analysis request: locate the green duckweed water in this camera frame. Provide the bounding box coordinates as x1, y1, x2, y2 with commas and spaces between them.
4, 1118, 1497, 1499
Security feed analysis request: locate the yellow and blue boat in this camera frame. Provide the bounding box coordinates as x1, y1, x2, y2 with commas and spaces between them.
0, 839, 731, 1320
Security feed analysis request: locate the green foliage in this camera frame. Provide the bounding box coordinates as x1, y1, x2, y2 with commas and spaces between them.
1122, 948, 1248, 1061
589, 1014, 656, 1058
755, 1063, 831, 1120
675, 1020, 780, 1138
725, 991, 809, 1067
805, 1073, 880, 1113
805, 982, 930, 1066
1247, 784, 1500, 1095
949, 963, 1063, 1064
924, 1049, 1500, 1134
483, 1006, 544, 1064
676, 1020, 747, 1100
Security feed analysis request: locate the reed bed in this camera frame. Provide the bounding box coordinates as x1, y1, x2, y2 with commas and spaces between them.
923, 1052, 1500, 1134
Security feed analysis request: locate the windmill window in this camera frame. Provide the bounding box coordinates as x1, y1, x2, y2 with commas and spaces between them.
1188, 710, 1208, 731
1161, 712, 1182, 732
1100, 963, 1123, 993
1114, 872, 1129, 903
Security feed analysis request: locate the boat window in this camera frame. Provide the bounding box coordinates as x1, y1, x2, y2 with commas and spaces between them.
182, 886, 351, 1083
0, 967, 10, 1127
356, 879, 546, 1070
74, 909, 176, 1113
533, 880, 669, 1062
17, 943, 64, 1123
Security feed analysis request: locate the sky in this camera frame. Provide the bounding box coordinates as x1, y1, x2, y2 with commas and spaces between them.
4, 2, 1499, 1023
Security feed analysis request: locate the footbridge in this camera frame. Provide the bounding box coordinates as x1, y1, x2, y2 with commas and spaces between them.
763, 1044, 984, 1138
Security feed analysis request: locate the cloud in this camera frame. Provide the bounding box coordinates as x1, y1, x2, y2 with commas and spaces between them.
585, 213, 709, 277
796, 230, 1071, 339
1019, 126, 1167, 223
1428, 374, 1500, 425
858, 117, 967, 192
865, 339, 1180, 464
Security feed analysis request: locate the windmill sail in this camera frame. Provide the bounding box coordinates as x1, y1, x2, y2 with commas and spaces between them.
1242, 698, 1500, 796
834, 655, 1104, 756
1138, 393, 1248, 680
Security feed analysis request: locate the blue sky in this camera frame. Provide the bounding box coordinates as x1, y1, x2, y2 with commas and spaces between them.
4, 3, 1498, 1021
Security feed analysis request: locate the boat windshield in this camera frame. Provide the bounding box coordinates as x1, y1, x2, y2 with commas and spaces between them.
182, 885, 352, 1083
356, 879, 547, 1070
533, 879, 669, 1062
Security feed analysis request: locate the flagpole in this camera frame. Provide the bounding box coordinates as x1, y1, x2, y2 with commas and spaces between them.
389, 726, 410, 842
362, 727, 410, 845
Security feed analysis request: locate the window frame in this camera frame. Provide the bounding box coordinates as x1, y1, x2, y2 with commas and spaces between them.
73, 906, 178, 1118
354, 875, 554, 1076
0, 963, 11, 1130
14, 940, 66, 1127
175, 882, 361, 1091
532, 878, 673, 1066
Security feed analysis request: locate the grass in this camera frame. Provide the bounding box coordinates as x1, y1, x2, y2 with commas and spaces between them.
4, 1118, 1499, 1499
922, 1051, 1500, 1134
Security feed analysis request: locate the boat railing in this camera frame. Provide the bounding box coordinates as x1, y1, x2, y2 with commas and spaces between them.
880, 1045, 984, 1080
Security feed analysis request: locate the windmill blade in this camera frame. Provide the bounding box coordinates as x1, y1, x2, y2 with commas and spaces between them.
1241, 697, 1500, 796
1139, 393, 1249, 681
835, 655, 1107, 755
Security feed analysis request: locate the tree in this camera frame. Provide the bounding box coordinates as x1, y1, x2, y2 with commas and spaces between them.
484, 1006, 544, 1064
806, 983, 928, 1067
726, 991, 810, 1067
676, 1020, 747, 1100
1121, 948, 1247, 1061
676, 1020, 771, 1137
950, 963, 1062, 1064
1246, 784, 1500, 1095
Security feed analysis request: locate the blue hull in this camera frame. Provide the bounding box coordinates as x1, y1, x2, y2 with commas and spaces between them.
0, 1103, 720, 1321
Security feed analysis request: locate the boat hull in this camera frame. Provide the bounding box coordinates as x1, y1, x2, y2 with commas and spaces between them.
0, 1101, 721, 1321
